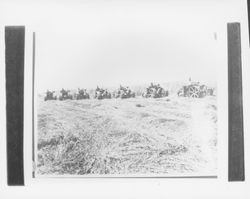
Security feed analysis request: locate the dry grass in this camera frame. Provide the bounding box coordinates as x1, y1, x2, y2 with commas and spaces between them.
36, 95, 217, 176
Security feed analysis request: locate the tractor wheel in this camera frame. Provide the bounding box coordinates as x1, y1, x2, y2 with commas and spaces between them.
188, 86, 200, 98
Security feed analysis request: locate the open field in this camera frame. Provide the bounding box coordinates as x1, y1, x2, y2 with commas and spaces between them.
36, 95, 217, 176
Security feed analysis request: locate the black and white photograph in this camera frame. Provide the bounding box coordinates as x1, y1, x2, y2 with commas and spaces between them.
34, 1, 220, 177
2, 0, 250, 198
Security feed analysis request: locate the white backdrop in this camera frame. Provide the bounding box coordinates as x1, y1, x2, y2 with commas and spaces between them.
0, 0, 250, 198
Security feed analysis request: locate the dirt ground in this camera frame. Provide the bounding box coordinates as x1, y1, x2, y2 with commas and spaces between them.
36, 96, 217, 176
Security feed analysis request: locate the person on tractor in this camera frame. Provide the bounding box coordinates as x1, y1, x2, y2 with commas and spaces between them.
96, 86, 101, 92
126, 87, 132, 96
46, 90, 51, 98
60, 88, 69, 98
78, 88, 85, 95
120, 85, 125, 91
46, 90, 55, 98
96, 86, 102, 94
104, 89, 109, 96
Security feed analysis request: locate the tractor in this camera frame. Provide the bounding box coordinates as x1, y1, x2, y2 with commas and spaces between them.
143, 83, 168, 98
59, 88, 73, 100
76, 88, 90, 100
177, 81, 214, 98
44, 90, 57, 101
113, 85, 136, 99
94, 86, 112, 100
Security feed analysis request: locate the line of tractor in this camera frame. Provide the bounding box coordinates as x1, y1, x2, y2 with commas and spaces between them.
44, 81, 215, 101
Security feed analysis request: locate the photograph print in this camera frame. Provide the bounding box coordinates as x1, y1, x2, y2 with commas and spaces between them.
35, 2, 219, 177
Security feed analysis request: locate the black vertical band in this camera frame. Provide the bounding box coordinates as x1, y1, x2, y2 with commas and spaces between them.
247, 0, 250, 46
5, 26, 25, 185
32, 32, 36, 178
228, 23, 245, 181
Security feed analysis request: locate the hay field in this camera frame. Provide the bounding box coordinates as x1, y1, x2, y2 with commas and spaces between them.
36, 96, 217, 176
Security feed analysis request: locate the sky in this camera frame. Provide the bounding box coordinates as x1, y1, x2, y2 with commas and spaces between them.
1, 0, 238, 91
